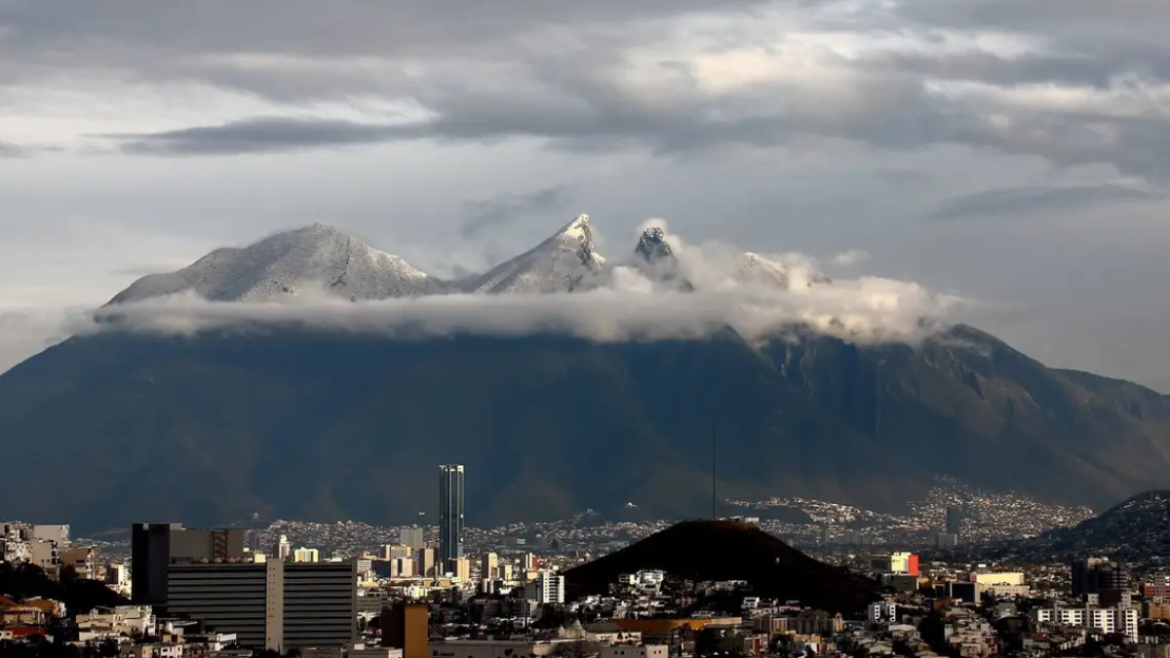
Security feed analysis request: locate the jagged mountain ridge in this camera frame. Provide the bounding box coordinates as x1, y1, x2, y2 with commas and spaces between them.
109, 215, 803, 304
455, 214, 606, 294
1, 217, 1169, 532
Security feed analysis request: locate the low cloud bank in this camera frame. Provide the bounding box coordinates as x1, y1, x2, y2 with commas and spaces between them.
87, 280, 958, 345
0, 227, 966, 373
82, 226, 963, 344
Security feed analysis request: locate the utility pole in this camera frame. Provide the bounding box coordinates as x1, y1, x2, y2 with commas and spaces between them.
711, 421, 718, 520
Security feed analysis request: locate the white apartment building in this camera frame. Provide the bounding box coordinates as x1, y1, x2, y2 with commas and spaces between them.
867, 601, 897, 623
1033, 607, 1138, 642
525, 571, 565, 605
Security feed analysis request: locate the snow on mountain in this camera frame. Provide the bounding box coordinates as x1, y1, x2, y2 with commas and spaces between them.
109, 223, 446, 304
457, 214, 606, 294
735, 252, 834, 289
737, 252, 791, 289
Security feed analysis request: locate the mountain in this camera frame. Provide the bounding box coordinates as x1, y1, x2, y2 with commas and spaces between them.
990, 490, 1170, 560
564, 520, 878, 613
634, 226, 674, 263
457, 214, 605, 293
631, 226, 693, 291
1, 220, 1170, 532
110, 223, 445, 303
737, 253, 790, 289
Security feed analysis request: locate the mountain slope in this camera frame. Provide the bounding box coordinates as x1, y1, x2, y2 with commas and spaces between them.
110, 223, 445, 303
0, 329, 905, 530
565, 521, 878, 612
457, 214, 605, 293
1, 322, 1170, 532
2, 223, 1170, 532
999, 490, 1170, 559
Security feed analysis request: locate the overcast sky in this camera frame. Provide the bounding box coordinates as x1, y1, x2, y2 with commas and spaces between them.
2, 0, 1169, 389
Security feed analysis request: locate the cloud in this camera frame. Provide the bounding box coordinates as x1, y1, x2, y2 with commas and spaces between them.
460, 184, 574, 238
79, 228, 961, 347
0, 142, 24, 157
6, 0, 1152, 177
833, 250, 870, 266
0, 308, 82, 373
108, 117, 411, 156
930, 184, 1165, 221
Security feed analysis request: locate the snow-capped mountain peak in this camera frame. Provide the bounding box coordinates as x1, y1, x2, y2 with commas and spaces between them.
457, 214, 607, 294
109, 223, 445, 304
737, 252, 791, 289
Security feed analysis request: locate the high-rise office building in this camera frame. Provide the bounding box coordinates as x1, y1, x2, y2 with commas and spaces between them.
945, 506, 962, 537
166, 560, 356, 651
481, 553, 498, 581
416, 548, 436, 579
400, 526, 425, 552
1073, 558, 1131, 605
383, 544, 412, 561
438, 465, 465, 567
131, 523, 245, 607
525, 571, 565, 605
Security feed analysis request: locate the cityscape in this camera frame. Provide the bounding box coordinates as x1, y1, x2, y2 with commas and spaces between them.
4, 1, 1170, 657
3, 463, 1170, 657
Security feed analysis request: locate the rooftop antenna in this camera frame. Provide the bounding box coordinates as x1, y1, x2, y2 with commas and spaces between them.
712, 421, 718, 520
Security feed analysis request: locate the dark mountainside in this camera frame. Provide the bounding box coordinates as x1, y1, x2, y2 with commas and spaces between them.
564, 520, 878, 612
2, 318, 1170, 532
995, 490, 1170, 560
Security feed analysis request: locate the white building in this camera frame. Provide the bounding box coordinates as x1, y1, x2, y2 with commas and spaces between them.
1033, 607, 1139, 642
636, 570, 666, 586
973, 572, 1025, 586
32, 525, 70, 547
293, 547, 319, 563
391, 557, 414, 578
867, 601, 897, 623
526, 571, 565, 605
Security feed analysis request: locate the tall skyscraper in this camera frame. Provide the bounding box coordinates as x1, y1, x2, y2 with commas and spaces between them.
438, 465, 465, 567
945, 506, 962, 537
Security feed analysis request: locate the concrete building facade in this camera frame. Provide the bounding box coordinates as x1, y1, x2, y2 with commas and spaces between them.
165, 560, 357, 652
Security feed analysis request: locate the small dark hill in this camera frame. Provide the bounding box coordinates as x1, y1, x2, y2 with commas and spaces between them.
0, 562, 128, 616
563, 520, 878, 613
